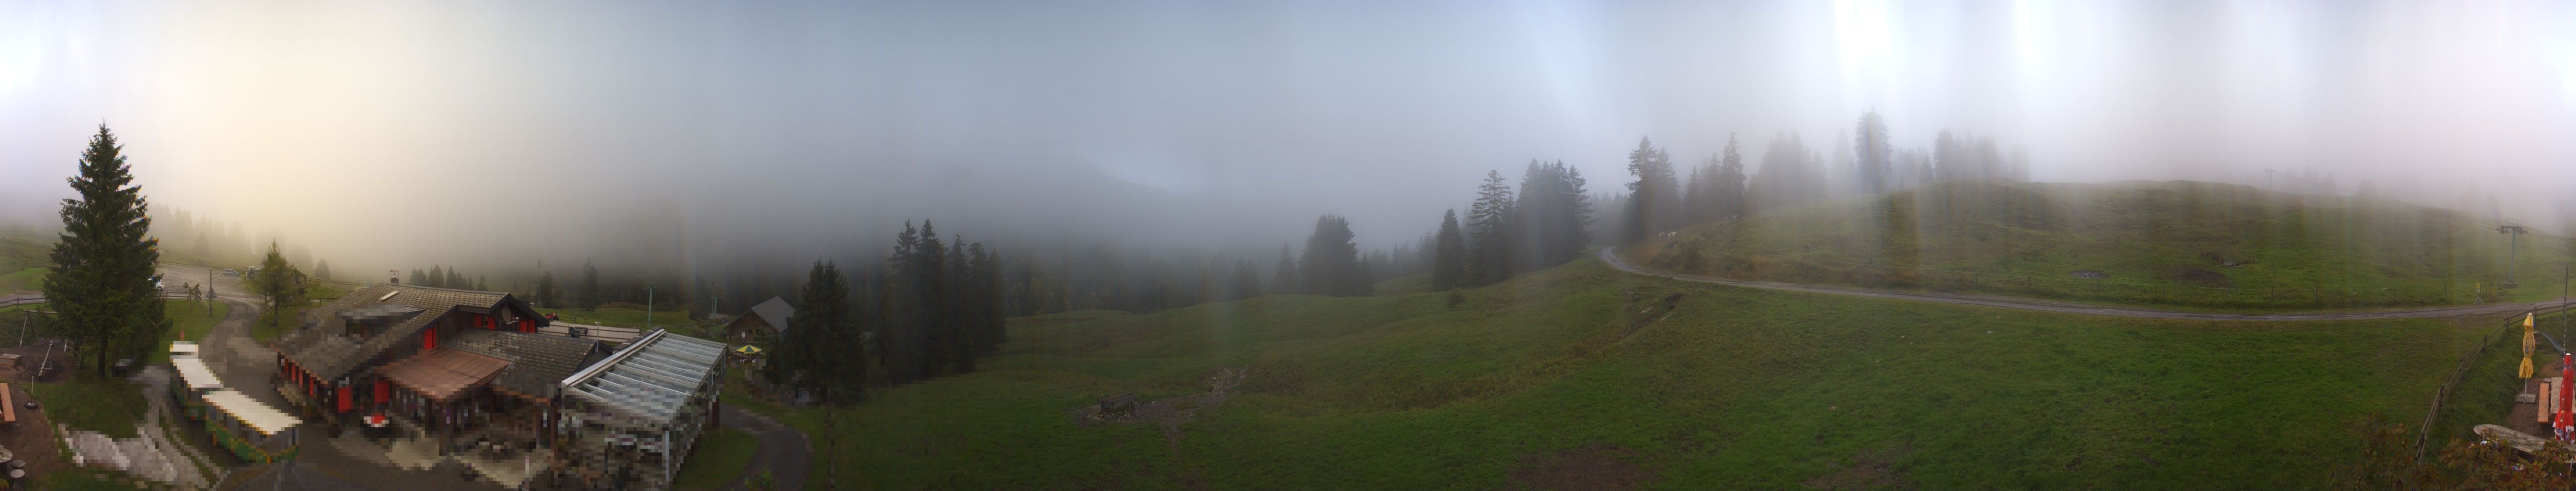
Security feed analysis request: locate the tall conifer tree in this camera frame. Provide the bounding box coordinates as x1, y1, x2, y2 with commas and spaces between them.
1465, 170, 1516, 285
1622, 137, 1677, 244
1300, 215, 1367, 296
1431, 210, 1467, 291
1270, 246, 1299, 294
46, 124, 168, 377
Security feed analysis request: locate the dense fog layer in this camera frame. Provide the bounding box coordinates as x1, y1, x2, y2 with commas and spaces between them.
3, 0, 2575, 279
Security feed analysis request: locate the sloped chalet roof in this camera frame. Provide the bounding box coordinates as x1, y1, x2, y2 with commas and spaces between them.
377, 348, 509, 402
724, 296, 795, 332
445, 328, 612, 400
273, 283, 543, 382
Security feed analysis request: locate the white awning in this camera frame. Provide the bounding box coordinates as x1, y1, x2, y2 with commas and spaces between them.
171, 355, 223, 390
561, 329, 725, 425
202, 389, 301, 436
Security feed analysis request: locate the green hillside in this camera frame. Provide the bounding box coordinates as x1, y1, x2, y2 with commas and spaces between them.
1629, 180, 2571, 310
0, 239, 46, 293
735, 257, 2480, 490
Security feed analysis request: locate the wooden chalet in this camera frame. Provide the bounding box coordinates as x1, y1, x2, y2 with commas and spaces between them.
721, 296, 794, 343
270, 283, 607, 448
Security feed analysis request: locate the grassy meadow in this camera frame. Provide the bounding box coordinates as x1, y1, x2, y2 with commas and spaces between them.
736, 256, 2490, 490
31, 378, 147, 439
0, 238, 46, 293
251, 285, 348, 342
158, 300, 230, 363
1630, 180, 2575, 310
672, 426, 760, 491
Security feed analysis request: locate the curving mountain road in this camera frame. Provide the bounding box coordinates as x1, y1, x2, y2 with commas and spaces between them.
1598, 247, 2573, 321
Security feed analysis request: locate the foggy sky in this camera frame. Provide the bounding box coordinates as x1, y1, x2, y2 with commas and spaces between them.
5, 0, 2576, 276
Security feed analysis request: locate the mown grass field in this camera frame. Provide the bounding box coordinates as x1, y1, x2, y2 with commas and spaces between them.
0, 239, 47, 293
738, 257, 2486, 490
31, 378, 146, 439
158, 300, 230, 363
672, 426, 760, 491
1632, 180, 2574, 310
251, 285, 346, 342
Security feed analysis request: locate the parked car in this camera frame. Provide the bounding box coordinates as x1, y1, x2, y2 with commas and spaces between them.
221, 269, 238, 277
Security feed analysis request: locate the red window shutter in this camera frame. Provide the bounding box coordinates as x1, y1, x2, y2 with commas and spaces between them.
338, 385, 353, 412
375, 378, 389, 401
520, 319, 535, 333
425, 328, 437, 350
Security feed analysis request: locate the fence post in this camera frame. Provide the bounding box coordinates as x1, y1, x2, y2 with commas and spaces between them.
2416, 305, 2576, 461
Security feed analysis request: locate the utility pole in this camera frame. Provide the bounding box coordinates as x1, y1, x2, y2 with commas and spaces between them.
644, 285, 655, 331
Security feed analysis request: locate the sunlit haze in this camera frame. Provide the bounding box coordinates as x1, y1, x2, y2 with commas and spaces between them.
6, 0, 2576, 276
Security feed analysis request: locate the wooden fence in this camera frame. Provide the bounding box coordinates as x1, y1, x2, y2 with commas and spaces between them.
2417, 303, 2576, 460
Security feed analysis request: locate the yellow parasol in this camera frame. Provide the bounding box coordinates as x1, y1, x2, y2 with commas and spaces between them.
2522, 313, 2537, 378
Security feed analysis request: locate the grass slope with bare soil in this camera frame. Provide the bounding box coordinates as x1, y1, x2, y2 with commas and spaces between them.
742, 256, 2474, 490
1632, 180, 2573, 310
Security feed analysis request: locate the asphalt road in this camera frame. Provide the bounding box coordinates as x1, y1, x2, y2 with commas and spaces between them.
721, 405, 812, 491
1598, 247, 2575, 321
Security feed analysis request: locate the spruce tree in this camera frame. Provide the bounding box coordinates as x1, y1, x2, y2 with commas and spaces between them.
1230, 259, 1263, 300
46, 124, 168, 378
1299, 215, 1367, 296
778, 260, 865, 402
1270, 246, 1299, 294
313, 260, 332, 281
1854, 111, 1892, 195
1431, 209, 1466, 291
579, 260, 601, 309
882, 222, 927, 383
535, 271, 558, 308
409, 269, 428, 286
1622, 136, 1677, 244
428, 265, 445, 288
1712, 134, 1747, 219
967, 242, 1003, 354
1516, 161, 1595, 271
1465, 170, 1517, 285
247, 242, 308, 327
943, 237, 974, 373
